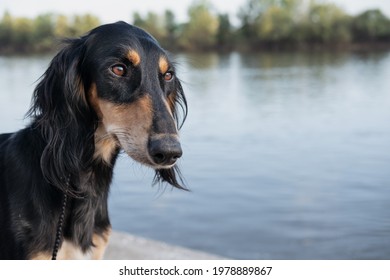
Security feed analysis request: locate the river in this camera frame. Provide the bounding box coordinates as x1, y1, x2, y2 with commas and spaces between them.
1, 50, 390, 259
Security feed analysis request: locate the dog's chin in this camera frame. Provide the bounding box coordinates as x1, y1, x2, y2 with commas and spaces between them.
125, 151, 176, 170
121, 146, 186, 190
143, 161, 177, 171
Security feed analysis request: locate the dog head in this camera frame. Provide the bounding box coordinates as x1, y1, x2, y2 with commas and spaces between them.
30, 22, 188, 193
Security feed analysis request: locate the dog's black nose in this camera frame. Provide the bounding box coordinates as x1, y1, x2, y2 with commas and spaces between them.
148, 136, 182, 166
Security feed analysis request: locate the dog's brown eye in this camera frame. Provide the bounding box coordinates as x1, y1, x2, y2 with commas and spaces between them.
111, 65, 126, 76
164, 72, 173, 81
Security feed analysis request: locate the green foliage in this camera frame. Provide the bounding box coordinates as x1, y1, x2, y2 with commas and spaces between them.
165, 10, 178, 42
132, 10, 180, 47
237, 0, 355, 46
0, 12, 35, 52
178, 0, 219, 50
217, 13, 234, 49
303, 1, 352, 44
351, 9, 390, 42
33, 14, 55, 51
255, 5, 296, 42
0, 12, 100, 53
1, 0, 390, 54
133, 11, 167, 43
238, 0, 303, 45
71, 14, 100, 36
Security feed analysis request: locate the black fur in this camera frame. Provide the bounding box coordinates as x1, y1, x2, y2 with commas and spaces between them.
0, 21, 187, 259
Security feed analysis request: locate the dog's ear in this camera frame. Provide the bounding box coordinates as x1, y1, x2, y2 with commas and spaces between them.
28, 38, 95, 196
168, 77, 188, 129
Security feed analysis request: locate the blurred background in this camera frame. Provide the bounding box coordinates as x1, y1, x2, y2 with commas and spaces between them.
1, 0, 390, 259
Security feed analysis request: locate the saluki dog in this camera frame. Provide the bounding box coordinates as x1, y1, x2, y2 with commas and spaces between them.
0, 21, 187, 259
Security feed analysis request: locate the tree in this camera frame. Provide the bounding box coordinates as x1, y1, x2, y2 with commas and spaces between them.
216, 13, 234, 49
132, 12, 167, 42
238, 0, 303, 46
352, 9, 390, 42
238, 0, 271, 40
256, 5, 295, 43
12, 17, 34, 51
0, 12, 13, 50
54, 15, 71, 38
179, 0, 219, 50
165, 10, 177, 41
33, 14, 55, 51
303, 1, 351, 44
72, 14, 100, 36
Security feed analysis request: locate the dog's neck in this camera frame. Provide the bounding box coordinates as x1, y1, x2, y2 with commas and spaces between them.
56, 125, 119, 253
60, 130, 118, 254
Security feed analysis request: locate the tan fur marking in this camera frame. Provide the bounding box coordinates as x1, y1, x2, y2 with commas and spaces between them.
30, 252, 51, 260
94, 125, 118, 164
88, 83, 118, 163
30, 229, 111, 260
88, 83, 102, 118
77, 76, 88, 105
91, 228, 112, 259
167, 92, 177, 116
95, 95, 154, 166
159, 56, 169, 74
98, 95, 153, 130
128, 50, 141, 66
88, 83, 154, 165
56, 240, 89, 260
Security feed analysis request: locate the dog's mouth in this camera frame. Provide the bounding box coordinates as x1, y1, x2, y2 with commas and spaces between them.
114, 132, 182, 170
94, 125, 186, 189
124, 149, 180, 170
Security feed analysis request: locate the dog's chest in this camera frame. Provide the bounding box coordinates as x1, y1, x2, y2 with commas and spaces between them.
57, 240, 92, 259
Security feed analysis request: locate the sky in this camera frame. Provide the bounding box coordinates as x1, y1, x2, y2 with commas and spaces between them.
0, 0, 390, 24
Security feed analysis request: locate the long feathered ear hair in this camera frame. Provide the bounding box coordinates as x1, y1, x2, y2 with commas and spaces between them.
154, 77, 188, 190
28, 38, 96, 197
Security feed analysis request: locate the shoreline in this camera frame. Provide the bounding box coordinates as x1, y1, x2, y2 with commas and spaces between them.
104, 231, 226, 260
1, 42, 390, 56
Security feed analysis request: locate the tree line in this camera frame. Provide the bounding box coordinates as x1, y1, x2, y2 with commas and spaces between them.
1, 0, 390, 54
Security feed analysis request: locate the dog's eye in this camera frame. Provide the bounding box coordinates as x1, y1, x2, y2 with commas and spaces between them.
111, 64, 127, 77
164, 72, 174, 81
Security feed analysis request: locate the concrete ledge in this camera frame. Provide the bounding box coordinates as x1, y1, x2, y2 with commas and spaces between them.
104, 231, 225, 260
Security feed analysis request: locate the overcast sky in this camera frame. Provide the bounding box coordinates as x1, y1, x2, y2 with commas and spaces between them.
1, 0, 390, 24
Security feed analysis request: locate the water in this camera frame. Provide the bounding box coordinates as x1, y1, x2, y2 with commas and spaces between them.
1, 51, 390, 259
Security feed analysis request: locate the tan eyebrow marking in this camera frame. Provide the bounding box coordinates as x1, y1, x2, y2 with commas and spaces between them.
127, 50, 141, 66
159, 56, 169, 74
